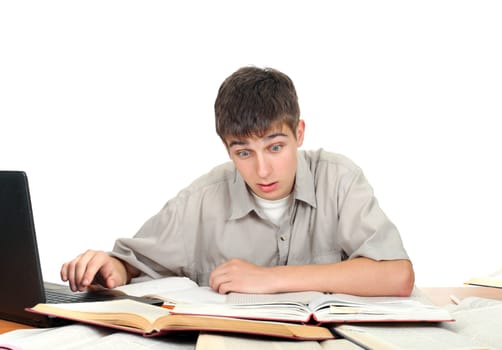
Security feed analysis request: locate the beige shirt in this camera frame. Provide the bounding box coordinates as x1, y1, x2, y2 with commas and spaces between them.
111, 149, 409, 286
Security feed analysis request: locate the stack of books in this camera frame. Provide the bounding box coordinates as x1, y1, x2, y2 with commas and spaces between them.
27, 277, 453, 341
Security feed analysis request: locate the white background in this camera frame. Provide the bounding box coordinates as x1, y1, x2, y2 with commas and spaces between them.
1, 1, 501, 287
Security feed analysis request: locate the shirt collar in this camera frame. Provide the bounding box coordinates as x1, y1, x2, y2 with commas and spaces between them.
228, 151, 317, 220
294, 151, 317, 208
228, 171, 256, 220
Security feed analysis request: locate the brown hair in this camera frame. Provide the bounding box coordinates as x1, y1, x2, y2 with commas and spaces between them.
215, 66, 300, 143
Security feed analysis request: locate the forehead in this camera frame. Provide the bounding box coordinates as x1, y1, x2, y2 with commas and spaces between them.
225, 123, 294, 148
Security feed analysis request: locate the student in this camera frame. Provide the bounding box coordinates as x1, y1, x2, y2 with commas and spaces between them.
61, 66, 414, 297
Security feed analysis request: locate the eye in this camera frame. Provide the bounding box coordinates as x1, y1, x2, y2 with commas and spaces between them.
237, 150, 251, 158
270, 144, 283, 152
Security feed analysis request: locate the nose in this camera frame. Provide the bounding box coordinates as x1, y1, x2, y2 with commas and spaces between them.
256, 153, 272, 179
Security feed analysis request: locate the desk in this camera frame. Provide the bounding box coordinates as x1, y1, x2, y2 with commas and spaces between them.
2, 286, 502, 335
420, 285, 502, 306
0, 319, 33, 334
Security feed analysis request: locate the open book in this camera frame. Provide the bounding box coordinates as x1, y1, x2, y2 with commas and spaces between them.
331, 296, 502, 350
441, 296, 502, 348
171, 290, 453, 324
102, 277, 452, 324
26, 299, 334, 340
196, 333, 363, 350
332, 324, 492, 350
465, 267, 502, 288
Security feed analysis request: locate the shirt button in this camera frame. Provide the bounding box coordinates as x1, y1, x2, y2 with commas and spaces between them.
280, 235, 286, 241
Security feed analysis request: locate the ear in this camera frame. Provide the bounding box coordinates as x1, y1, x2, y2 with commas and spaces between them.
296, 119, 305, 147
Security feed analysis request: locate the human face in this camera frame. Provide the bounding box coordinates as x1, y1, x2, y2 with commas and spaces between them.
225, 120, 305, 200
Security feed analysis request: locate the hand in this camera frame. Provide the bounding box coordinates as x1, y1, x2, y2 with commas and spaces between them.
209, 258, 277, 294
60, 250, 128, 292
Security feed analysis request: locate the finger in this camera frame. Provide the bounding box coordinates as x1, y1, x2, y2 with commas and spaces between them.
208, 264, 223, 288
73, 250, 101, 290
217, 280, 233, 294
60, 262, 69, 282
64, 254, 84, 292
209, 270, 232, 294
79, 251, 110, 289
98, 259, 121, 289
66, 250, 106, 291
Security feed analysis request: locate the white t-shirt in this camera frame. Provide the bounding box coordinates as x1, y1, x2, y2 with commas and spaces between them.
252, 193, 291, 226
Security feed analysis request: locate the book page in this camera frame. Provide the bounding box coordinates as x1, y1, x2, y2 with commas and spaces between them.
172, 300, 312, 322
334, 324, 492, 350
114, 278, 225, 305
154, 286, 226, 305
195, 333, 323, 350
195, 334, 364, 350
0, 324, 114, 350
79, 331, 196, 349
320, 339, 364, 350
310, 293, 452, 323
114, 277, 199, 297
32, 299, 170, 325
226, 291, 323, 304
442, 297, 502, 349
172, 290, 321, 319
0, 324, 196, 350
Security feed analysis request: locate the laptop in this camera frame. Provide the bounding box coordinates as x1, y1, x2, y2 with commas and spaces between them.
0, 171, 162, 327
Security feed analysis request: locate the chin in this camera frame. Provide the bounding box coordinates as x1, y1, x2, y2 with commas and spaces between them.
265, 193, 286, 201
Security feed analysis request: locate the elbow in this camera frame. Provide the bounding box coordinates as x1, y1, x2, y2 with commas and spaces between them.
394, 260, 415, 297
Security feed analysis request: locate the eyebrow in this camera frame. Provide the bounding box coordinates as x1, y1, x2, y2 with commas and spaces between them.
228, 132, 288, 148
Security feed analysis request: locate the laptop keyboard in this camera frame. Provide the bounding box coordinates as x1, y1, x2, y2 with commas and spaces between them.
44, 286, 163, 306
45, 289, 120, 304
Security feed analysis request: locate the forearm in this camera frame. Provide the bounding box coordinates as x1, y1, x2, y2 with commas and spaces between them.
268, 258, 414, 296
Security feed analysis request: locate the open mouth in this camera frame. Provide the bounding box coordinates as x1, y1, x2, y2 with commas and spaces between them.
257, 182, 278, 193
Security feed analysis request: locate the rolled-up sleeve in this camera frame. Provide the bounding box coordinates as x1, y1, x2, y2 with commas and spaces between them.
110, 196, 190, 279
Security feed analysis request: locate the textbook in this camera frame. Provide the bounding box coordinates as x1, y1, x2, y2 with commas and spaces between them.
332, 324, 492, 350
465, 267, 502, 288
26, 299, 335, 340
331, 297, 502, 350
110, 276, 450, 325
195, 333, 363, 350
171, 290, 454, 324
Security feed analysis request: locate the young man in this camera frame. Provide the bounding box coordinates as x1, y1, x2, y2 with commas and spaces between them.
61, 67, 414, 297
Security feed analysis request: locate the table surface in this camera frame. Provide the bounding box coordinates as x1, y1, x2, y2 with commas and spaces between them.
420, 285, 502, 306
2, 285, 502, 335
0, 318, 35, 334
